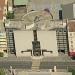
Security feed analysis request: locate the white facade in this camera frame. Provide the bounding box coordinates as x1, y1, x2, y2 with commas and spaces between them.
67, 21, 75, 57
14, 31, 33, 57
0, 32, 8, 57
68, 32, 75, 56
73, 4, 75, 18
37, 31, 58, 57
14, 31, 58, 57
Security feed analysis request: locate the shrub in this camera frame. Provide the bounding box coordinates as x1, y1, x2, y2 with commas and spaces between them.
0, 52, 3, 57
0, 69, 5, 75
68, 68, 75, 75
6, 12, 14, 19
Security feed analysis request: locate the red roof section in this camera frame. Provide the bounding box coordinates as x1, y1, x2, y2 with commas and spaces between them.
0, 0, 5, 20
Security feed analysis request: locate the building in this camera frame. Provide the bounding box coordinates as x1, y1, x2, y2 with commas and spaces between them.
8, 0, 13, 13
13, 0, 75, 6
27, 0, 61, 20
67, 20, 75, 57
5, 20, 68, 55
14, 30, 58, 57
27, 0, 75, 20
6, 28, 16, 54
13, 0, 28, 19
12, 0, 75, 20
0, 0, 8, 21
56, 28, 68, 54
62, 3, 75, 19
0, 32, 8, 57
61, 0, 75, 4
14, 0, 29, 6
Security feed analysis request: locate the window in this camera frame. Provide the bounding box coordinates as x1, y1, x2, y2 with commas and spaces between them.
3, 50, 7, 53
71, 45, 73, 48
59, 10, 62, 20
21, 51, 23, 53
50, 51, 53, 53
70, 33, 72, 36
71, 41, 73, 44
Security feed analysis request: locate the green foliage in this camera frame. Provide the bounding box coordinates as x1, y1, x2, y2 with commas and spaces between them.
68, 68, 75, 75
6, 12, 14, 19
0, 52, 3, 57
0, 69, 5, 75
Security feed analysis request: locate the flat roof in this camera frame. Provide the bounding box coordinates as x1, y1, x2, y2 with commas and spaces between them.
0, 0, 5, 20
14, 31, 33, 57
67, 21, 75, 32
14, 0, 29, 5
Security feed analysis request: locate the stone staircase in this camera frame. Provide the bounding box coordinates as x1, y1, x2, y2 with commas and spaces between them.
6, 28, 15, 54
32, 58, 41, 71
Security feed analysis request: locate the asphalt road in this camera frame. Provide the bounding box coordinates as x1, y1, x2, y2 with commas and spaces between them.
0, 59, 75, 69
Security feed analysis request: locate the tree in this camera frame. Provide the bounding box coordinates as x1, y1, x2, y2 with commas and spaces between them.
0, 69, 5, 75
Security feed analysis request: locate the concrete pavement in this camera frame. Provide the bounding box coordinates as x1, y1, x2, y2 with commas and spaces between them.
0, 56, 74, 69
